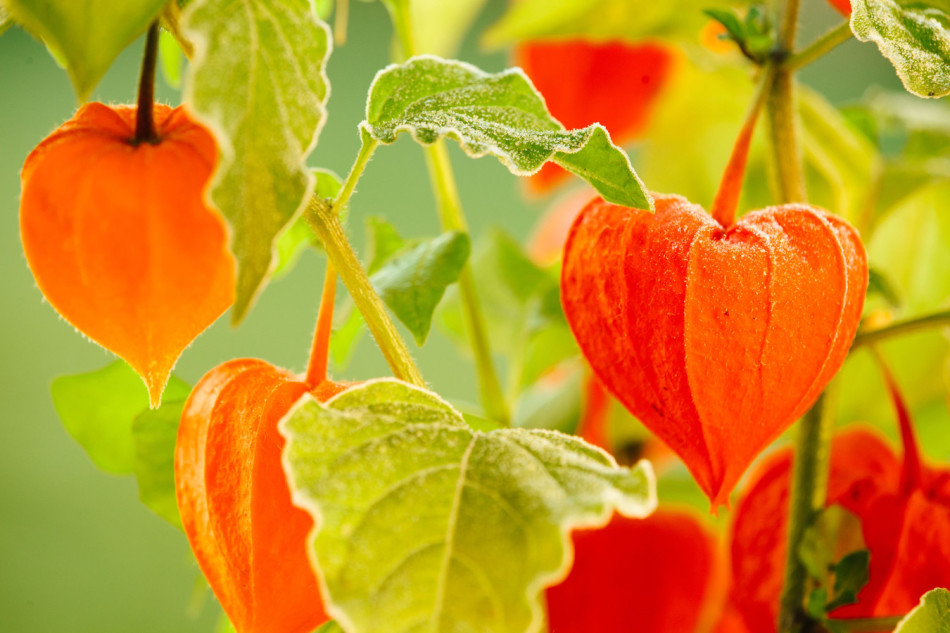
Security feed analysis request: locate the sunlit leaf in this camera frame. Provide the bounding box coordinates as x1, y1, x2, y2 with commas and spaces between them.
183, 0, 332, 321
281, 379, 657, 633
158, 28, 182, 88
362, 56, 652, 209
408, 0, 488, 57
371, 231, 471, 345
894, 588, 950, 633
851, 0, 950, 98
5, 0, 166, 101
50, 361, 189, 474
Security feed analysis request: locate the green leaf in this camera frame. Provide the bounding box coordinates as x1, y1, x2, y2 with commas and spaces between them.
51, 361, 190, 474
825, 550, 871, 611
132, 400, 186, 527
366, 216, 409, 275
314, 622, 345, 633
482, 0, 709, 48
799, 87, 882, 227
183, 0, 332, 322
850, 0, 950, 98
5, 0, 166, 101
273, 169, 344, 279
362, 56, 652, 209
371, 231, 471, 345
894, 588, 950, 632
281, 379, 656, 633
158, 28, 183, 89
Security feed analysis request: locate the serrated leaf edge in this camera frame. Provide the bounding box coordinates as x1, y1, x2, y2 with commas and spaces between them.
279, 377, 657, 633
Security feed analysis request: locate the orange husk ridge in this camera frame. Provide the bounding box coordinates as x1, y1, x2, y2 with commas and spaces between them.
175, 266, 351, 633
19, 102, 235, 407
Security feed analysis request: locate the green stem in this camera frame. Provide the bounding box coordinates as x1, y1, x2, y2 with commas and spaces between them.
826, 616, 904, 633
785, 21, 853, 71
337, 133, 379, 211
305, 196, 425, 388
851, 309, 950, 350
423, 141, 511, 425
386, 5, 510, 424
766, 0, 806, 204
778, 386, 838, 633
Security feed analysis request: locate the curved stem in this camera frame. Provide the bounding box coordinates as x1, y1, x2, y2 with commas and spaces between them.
306, 263, 337, 388
778, 385, 839, 633
851, 309, 950, 350
785, 21, 853, 71
305, 197, 425, 387
711, 63, 777, 227
134, 22, 160, 145
423, 142, 511, 425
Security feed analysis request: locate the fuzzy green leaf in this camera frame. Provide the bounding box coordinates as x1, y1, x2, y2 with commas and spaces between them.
362, 56, 652, 209
5, 0, 165, 101
371, 231, 471, 345
894, 588, 950, 632
51, 361, 189, 474
183, 0, 332, 321
851, 0, 950, 98
132, 400, 186, 527
281, 379, 656, 633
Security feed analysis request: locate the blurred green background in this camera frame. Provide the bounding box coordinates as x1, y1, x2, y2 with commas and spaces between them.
0, 1, 904, 631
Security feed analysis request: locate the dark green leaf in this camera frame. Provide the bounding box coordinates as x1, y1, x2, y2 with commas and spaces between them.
281, 379, 657, 633
5, 0, 166, 101
184, 0, 332, 321
362, 56, 652, 209
51, 361, 189, 474
851, 0, 950, 98
132, 400, 186, 527
894, 588, 950, 632
704, 8, 746, 43
371, 230, 471, 345
825, 550, 871, 611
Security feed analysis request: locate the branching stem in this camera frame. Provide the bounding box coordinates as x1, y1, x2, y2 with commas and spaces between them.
785, 21, 853, 71
851, 309, 950, 350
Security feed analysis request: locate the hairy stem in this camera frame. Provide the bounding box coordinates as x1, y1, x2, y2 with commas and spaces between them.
423, 141, 511, 425
134, 22, 160, 145
851, 309, 950, 350
770, 1, 835, 632
785, 21, 853, 71
305, 263, 338, 388
779, 386, 838, 633
305, 197, 425, 387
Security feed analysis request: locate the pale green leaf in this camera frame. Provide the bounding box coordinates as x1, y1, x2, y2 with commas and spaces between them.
281, 379, 656, 633
851, 0, 950, 98
408, 0, 488, 57
482, 0, 709, 48
273, 169, 344, 279
362, 56, 652, 209
132, 400, 186, 527
314, 622, 345, 633
799, 87, 882, 226
5, 0, 166, 101
51, 361, 189, 474
184, 0, 332, 321
894, 588, 950, 632
371, 231, 471, 345
158, 28, 183, 89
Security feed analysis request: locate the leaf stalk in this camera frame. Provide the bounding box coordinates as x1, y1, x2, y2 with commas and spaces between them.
785, 21, 853, 71
851, 309, 950, 350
